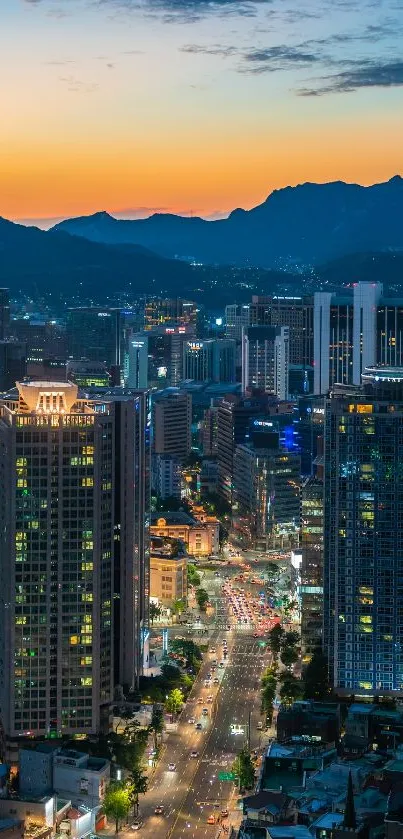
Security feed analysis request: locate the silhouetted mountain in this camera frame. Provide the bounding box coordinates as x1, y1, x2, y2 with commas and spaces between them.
54, 176, 403, 268
0, 216, 302, 305
318, 251, 403, 291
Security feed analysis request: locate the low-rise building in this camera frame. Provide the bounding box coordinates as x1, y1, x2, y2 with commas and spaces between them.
150, 536, 188, 607
0, 819, 24, 839
150, 511, 218, 557
19, 745, 110, 810
276, 701, 340, 745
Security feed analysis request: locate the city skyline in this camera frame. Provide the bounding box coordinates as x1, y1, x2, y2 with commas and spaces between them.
2, 0, 403, 226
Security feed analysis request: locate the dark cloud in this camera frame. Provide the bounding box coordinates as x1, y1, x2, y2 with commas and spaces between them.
240, 44, 322, 73
299, 59, 403, 95
96, 0, 272, 23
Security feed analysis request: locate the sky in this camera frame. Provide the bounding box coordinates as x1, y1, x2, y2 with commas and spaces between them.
1, 0, 403, 226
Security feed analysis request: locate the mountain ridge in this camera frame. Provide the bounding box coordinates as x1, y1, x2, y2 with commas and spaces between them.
53, 175, 403, 268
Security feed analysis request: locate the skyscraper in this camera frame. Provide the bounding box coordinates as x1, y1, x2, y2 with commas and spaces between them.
144, 298, 197, 330
300, 472, 324, 662
0, 289, 10, 341
0, 381, 150, 741
0, 340, 27, 391
67, 308, 123, 369
323, 367, 403, 696
249, 295, 314, 368
225, 304, 250, 341
153, 390, 192, 462
127, 334, 149, 389
183, 338, 236, 383
242, 325, 289, 399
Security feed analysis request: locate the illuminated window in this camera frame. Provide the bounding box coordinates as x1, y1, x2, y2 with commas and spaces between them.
16, 458, 27, 467
17, 479, 28, 488
82, 593, 93, 602
82, 446, 94, 455
81, 656, 93, 666
83, 615, 92, 624
81, 677, 92, 686
81, 635, 92, 645
70, 635, 79, 645
358, 681, 372, 690
360, 615, 372, 624
15, 617, 27, 625
82, 478, 93, 487
359, 586, 373, 595
81, 562, 93, 572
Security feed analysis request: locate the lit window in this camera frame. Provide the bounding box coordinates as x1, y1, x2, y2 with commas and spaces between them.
70, 635, 79, 645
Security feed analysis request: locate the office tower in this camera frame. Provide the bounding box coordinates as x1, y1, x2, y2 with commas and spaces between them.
12, 319, 67, 368
216, 392, 276, 502
0, 289, 10, 341
144, 298, 197, 330
300, 469, 324, 662
127, 334, 149, 389
249, 296, 314, 368
183, 338, 236, 383
313, 283, 384, 394
67, 308, 123, 368
0, 381, 150, 741
323, 367, 403, 696
225, 304, 250, 341
152, 454, 182, 500
202, 402, 219, 456
66, 359, 111, 388
233, 419, 300, 550
153, 390, 191, 462
242, 325, 289, 399
0, 341, 26, 391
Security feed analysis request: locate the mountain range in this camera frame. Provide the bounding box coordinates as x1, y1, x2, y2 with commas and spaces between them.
54, 176, 403, 269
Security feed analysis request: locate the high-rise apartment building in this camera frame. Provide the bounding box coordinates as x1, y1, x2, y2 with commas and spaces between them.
233, 420, 300, 550
183, 338, 236, 383
67, 308, 123, 369
249, 296, 314, 368
127, 334, 149, 389
323, 367, 403, 696
144, 298, 197, 330
153, 390, 191, 462
0, 381, 150, 741
0, 289, 10, 341
242, 325, 289, 399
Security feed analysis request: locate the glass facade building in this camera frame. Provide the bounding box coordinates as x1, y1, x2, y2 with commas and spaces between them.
323, 367, 403, 696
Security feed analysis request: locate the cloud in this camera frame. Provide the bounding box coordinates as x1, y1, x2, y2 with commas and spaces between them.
299, 59, 403, 95
58, 75, 99, 93
240, 44, 322, 73
44, 58, 75, 65
96, 0, 273, 23
180, 43, 238, 56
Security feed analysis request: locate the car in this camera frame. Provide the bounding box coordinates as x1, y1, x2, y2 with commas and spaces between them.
190, 750, 199, 758
131, 821, 143, 831
188, 716, 196, 724
207, 815, 216, 825
221, 810, 229, 818
212, 658, 217, 665
210, 648, 216, 654
257, 721, 263, 730
154, 806, 165, 816
213, 677, 219, 684
218, 661, 224, 667
207, 695, 213, 702
168, 763, 177, 771
196, 722, 203, 730
202, 708, 209, 715
198, 697, 204, 703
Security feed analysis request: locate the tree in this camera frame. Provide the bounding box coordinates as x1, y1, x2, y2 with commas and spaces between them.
268, 624, 284, 656
149, 705, 164, 749
172, 598, 186, 615
149, 603, 162, 625
303, 646, 331, 701
232, 748, 255, 791
128, 767, 148, 816
188, 564, 201, 588
280, 646, 299, 669
279, 672, 304, 707
195, 588, 209, 611
282, 631, 300, 648
165, 688, 184, 715
261, 676, 277, 723
103, 782, 131, 833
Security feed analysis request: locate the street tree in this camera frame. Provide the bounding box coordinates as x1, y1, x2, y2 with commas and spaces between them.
233, 748, 255, 791
282, 631, 300, 647
149, 603, 162, 625
165, 688, 184, 715
195, 588, 209, 611
103, 782, 131, 833
149, 705, 164, 749
172, 598, 186, 615
279, 671, 304, 707
188, 564, 201, 587
268, 624, 284, 656
303, 646, 331, 701
280, 646, 299, 669
128, 767, 148, 816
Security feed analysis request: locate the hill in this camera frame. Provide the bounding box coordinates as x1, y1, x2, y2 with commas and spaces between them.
54, 176, 403, 269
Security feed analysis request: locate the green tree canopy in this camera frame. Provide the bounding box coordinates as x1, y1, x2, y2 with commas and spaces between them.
165, 687, 184, 715
279, 671, 304, 707
128, 767, 148, 816
268, 624, 284, 655
195, 588, 209, 611
280, 646, 299, 669
232, 748, 255, 790
103, 782, 132, 833
188, 564, 201, 587
149, 602, 162, 625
